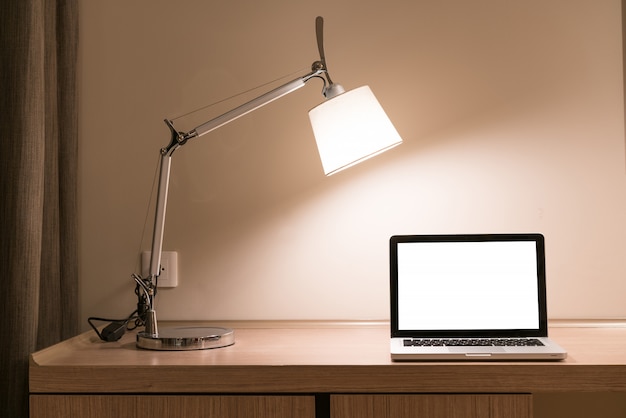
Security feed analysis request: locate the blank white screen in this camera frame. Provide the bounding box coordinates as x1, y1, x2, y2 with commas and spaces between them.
397, 241, 540, 330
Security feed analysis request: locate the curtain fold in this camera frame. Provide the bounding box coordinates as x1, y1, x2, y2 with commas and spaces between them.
0, 0, 79, 416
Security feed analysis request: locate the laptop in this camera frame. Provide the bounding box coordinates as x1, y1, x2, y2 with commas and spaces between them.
390, 233, 567, 361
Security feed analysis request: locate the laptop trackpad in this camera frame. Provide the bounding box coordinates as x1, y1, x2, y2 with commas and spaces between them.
448, 347, 506, 353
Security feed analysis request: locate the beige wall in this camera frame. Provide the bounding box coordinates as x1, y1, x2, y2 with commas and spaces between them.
79, 1, 625, 322
79, 1, 625, 415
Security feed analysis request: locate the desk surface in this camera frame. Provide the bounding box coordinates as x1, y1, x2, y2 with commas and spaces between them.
29, 321, 626, 394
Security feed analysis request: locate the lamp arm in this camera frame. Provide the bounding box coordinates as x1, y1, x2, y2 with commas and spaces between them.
192, 69, 325, 138
140, 66, 327, 335
159, 67, 326, 157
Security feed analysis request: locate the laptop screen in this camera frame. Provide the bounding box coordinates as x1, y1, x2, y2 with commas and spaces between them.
390, 234, 548, 338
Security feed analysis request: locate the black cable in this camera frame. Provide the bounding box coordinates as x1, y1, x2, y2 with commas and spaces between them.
87, 311, 138, 342
87, 278, 151, 342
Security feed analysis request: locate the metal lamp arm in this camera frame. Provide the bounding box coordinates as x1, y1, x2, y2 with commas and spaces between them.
159, 67, 327, 157
141, 65, 329, 336
150, 65, 327, 277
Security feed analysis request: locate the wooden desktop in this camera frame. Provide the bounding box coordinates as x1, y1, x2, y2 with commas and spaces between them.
29, 320, 626, 418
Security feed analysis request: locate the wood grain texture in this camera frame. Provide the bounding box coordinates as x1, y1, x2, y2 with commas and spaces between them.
331, 394, 532, 418
29, 322, 626, 394
29, 395, 315, 418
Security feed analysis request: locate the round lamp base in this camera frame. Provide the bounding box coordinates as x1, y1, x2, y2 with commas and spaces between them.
136, 326, 235, 351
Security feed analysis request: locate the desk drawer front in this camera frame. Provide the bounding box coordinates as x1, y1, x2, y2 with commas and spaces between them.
30, 395, 315, 418
331, 394, 532, 418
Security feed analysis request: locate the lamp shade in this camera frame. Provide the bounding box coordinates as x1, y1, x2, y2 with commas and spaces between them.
308, 85, 402, 176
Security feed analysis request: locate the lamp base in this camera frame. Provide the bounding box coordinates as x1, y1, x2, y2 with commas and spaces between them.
136, 326, 235, 351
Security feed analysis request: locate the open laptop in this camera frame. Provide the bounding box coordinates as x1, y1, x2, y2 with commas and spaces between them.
390, 233, 567, 361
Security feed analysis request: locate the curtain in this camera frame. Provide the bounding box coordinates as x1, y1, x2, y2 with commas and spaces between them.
0, 1, 79, 417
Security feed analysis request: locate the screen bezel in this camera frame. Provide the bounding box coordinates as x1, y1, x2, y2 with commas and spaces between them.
390, 233, 549, 338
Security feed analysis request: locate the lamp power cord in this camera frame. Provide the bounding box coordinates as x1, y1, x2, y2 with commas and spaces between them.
87, 276, 151, 342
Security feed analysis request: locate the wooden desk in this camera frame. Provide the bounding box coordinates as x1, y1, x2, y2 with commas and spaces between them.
29, 321, 626, 418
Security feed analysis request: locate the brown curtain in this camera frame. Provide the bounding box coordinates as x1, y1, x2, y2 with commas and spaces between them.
0, 0, 79, 416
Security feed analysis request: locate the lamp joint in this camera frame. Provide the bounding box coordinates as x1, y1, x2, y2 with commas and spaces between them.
161, 119, 197, 156
311, 60, 325, 72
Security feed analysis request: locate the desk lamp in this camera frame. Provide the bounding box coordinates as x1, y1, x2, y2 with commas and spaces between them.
135, 16, 402, 350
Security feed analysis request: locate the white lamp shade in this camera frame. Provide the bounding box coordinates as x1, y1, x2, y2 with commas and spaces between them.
308, 85, 402, 176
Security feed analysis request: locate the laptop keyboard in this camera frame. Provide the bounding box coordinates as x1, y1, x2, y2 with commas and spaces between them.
403, 338, 544, 347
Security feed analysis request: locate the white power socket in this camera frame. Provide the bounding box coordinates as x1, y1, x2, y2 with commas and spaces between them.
141, 251, 178, 287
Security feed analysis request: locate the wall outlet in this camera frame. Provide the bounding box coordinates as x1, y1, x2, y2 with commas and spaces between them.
141, 251, 178, 287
